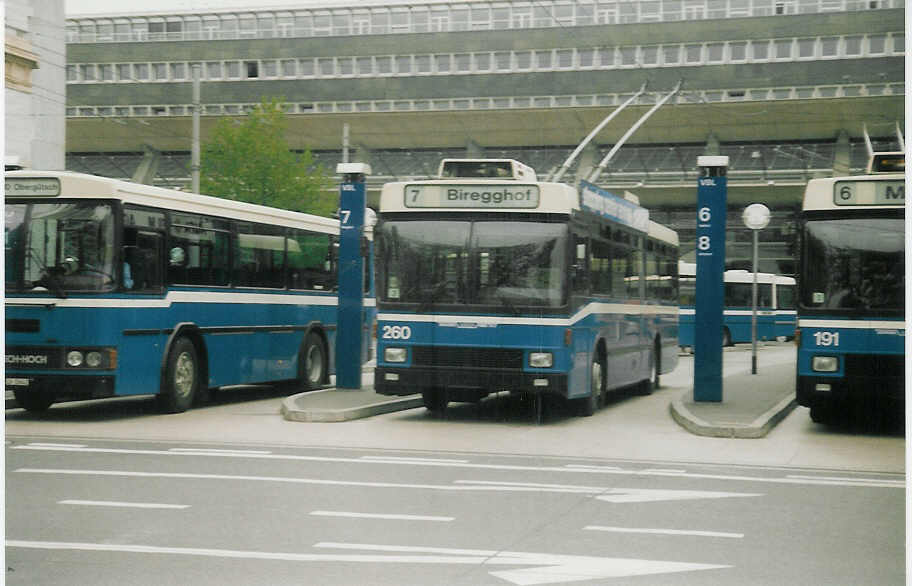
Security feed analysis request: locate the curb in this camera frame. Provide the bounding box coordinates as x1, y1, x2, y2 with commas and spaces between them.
280, 394, 423, 422
669, 391, 797, 439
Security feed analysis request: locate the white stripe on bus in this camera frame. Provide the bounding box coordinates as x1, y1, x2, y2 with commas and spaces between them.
798, 319, 905, 330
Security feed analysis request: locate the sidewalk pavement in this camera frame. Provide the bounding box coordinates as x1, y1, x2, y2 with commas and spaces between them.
669, 360, 797, 438
281, 357, 797, 437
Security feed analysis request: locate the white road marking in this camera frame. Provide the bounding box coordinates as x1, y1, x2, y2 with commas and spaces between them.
311, 510, 453, 522
59, 500, 189, 509
563, 465, 624, 471
641, 469, 687, 475
786, 475, 905, 487
359, 456, 469, 464
2, 539, 732, 585
17, 468, 762, 504
584, 526, 743, 539
168, 448, 272, 455
10, 444, 904, 489
26, 443, 87, 448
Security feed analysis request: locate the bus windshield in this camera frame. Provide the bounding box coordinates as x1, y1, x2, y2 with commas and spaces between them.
377, 219, 568, 309
6, 201, 117, 294
801, 217, 904, 313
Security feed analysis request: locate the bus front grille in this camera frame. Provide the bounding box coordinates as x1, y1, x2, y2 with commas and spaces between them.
410, 346, 524, 370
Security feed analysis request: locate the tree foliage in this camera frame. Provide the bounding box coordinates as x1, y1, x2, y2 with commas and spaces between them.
200, 98, 335, 217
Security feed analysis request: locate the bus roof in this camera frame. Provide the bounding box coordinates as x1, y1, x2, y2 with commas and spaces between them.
5, 170, 339, 234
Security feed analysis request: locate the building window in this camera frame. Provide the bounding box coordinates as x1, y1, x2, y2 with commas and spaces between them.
134, 63, 149, 80
376, 56, 393, 74
475, 53, 491, 71
226, 61, 240, 78
535, 50, 552, 69
317, 58, 333, 76
395, 55, 412, 74
206, 62, 222, 79
80, 64, 96, 81
662, 45, 680, 65
170, 63, 186, 79
729, 41, 747, 61
67, 65, 78, 81
356, 57, 372, 75
99, 64, 114, 81
245, 61, 259, 78
281, 59, 296, 76
299, 59, 314, 76
152, 63, 168, 80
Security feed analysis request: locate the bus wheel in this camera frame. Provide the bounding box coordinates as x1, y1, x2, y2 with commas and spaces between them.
722, 328, 732, 347
422, 388, 448, 415
638, 344, 660, 395
160, 337, 198, 413
13, 387, 54, 412
809, 406, 830, 424
299, 332, 327, 390
579, 355, 604, 416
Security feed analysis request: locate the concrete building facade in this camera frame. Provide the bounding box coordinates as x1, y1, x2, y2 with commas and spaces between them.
5, 0, 67, 170
62, 0, 905, 273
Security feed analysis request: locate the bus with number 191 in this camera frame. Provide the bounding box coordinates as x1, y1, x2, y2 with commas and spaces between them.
795, 152, 904, 424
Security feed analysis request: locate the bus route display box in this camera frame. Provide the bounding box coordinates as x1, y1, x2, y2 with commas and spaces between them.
336, 162, 371, 390
693, 156, 728, 402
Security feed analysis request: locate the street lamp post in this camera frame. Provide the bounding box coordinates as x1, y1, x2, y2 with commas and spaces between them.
742, 203, 770, 375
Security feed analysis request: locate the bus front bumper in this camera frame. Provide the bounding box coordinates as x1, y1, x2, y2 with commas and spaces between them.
6, 375, 116, 401
374, 366, 568, 399
796, 374, 905, 410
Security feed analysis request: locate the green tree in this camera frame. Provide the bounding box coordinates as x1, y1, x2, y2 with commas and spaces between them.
200, 98, 335, 217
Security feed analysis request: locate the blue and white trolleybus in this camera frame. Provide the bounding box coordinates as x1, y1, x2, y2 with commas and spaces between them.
373, 159, 679, 416
5, 170, 371, 412
795, 152, 904, 423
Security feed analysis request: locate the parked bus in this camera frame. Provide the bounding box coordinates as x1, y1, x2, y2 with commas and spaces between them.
795, 152, 904, 423
5, 170, 373, 412
372, 159, 679, 416
678, 263, 796, 349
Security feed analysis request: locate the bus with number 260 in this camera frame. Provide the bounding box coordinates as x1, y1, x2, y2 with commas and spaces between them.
373, 159, 679, 417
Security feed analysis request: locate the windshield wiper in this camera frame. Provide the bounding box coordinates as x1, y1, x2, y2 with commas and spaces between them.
497, 294, 520, 316
415, 281, 450, 312
26, 248, 67, 299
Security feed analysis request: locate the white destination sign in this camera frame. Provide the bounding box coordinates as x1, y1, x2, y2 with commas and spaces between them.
834, 180, 904, 206
5, 178, 61, 197
405, 184, 540, 208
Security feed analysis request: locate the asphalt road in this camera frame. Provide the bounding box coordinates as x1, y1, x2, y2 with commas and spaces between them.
5, 438, 904, 585
6, 343, 906, 585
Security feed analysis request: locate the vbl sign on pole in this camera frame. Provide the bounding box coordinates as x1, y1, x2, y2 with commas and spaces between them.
693, 156, 728, 402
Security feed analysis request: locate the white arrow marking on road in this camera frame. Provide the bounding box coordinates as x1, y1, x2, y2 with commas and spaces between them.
5, 539, 730, 585
596, 488, 761, 504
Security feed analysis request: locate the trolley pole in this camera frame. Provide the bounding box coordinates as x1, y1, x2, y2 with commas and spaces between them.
335, 163, 371, 390
693, 156, 728, 402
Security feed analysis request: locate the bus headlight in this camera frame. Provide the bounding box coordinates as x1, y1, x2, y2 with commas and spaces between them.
529, 352, 553, 368
86, 351, 103, 368
812, 356, 838, 372
66, 351, 84, 367
384, 347, 407, 363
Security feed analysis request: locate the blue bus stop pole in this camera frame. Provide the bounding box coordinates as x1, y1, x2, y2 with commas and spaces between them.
693, 156, 728, 402
335, 163, 371, 390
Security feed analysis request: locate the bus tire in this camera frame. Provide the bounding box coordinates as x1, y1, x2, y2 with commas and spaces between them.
722, 327, 732, 347
14, 387, 54, 412
422, 388, 448, 415
638, 342, 660, 395
579, 354, 604, 416
159, 337, 199, 413
299, 332, 328, 391
809, 406, 830, 424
